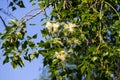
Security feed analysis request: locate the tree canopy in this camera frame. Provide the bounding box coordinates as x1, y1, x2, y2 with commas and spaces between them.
0, 0, 120, 80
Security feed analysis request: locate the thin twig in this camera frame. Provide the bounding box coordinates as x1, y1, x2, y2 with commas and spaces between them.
98, 1, 106, 44
19, 1, 54, 23
20, 6, 49, 23
100, 1, 103, 20
104, 1, 120, 20
0, 8, 16, 19
21, 8, 40, 19
24, 10, 42, 22
0, 16, 7, 28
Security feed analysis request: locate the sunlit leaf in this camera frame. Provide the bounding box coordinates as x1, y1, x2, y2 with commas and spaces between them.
81, 66, 86, 73
11, 61, 17, 69
91, 56, 97, 62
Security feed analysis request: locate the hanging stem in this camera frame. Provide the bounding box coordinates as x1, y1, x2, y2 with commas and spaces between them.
104, 1, 120, 20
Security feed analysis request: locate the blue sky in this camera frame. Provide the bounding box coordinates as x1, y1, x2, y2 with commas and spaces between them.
0, 58, 43, 80
0, 0, 46, 80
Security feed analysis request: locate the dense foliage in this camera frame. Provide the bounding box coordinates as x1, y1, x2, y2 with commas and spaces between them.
0, 0, 120, 80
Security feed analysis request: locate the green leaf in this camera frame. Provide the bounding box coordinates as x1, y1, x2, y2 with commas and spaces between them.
29, 54, 35, 61
24, 56, 29, 61
13, 0, 18, 2
9, 2, 13, 7
41, 29, 48, 37
1, 33, 9, 39
32, 34, 37, 39
33, 51, 39, 58
31, 1, 36, 5
9, 19, 18, 25
30, 0, 33, 2
0, 32, 2, 36
28, 41, 35, 49
38, 49, 47, 56
39, 2, 45, 10
12, 6, 16, 11
87, 68, 91, 80
103, 52, 108, 57
27, 36, 32, 40
80, 34, 85, 39
3, 56, 9, 64
115, 20, 120, 25
50, 10, 57, 17
117, 48, 120, 52
52, 59, 59, 65
90, 64, 95, 68
29, 24, 36, 26
11, 61, 17, 69
37, 40, 44, 47
22, 41, 27, 49
17, 1, 25, 8
58, 1, 64, 8
91, 56, 97, 62
54, 70, 59, 75
16, 32, 23, 39
88, 46, 96, 52
6, 26, 14, 32
17, 59, 24, 67
81, 66, 86, 73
